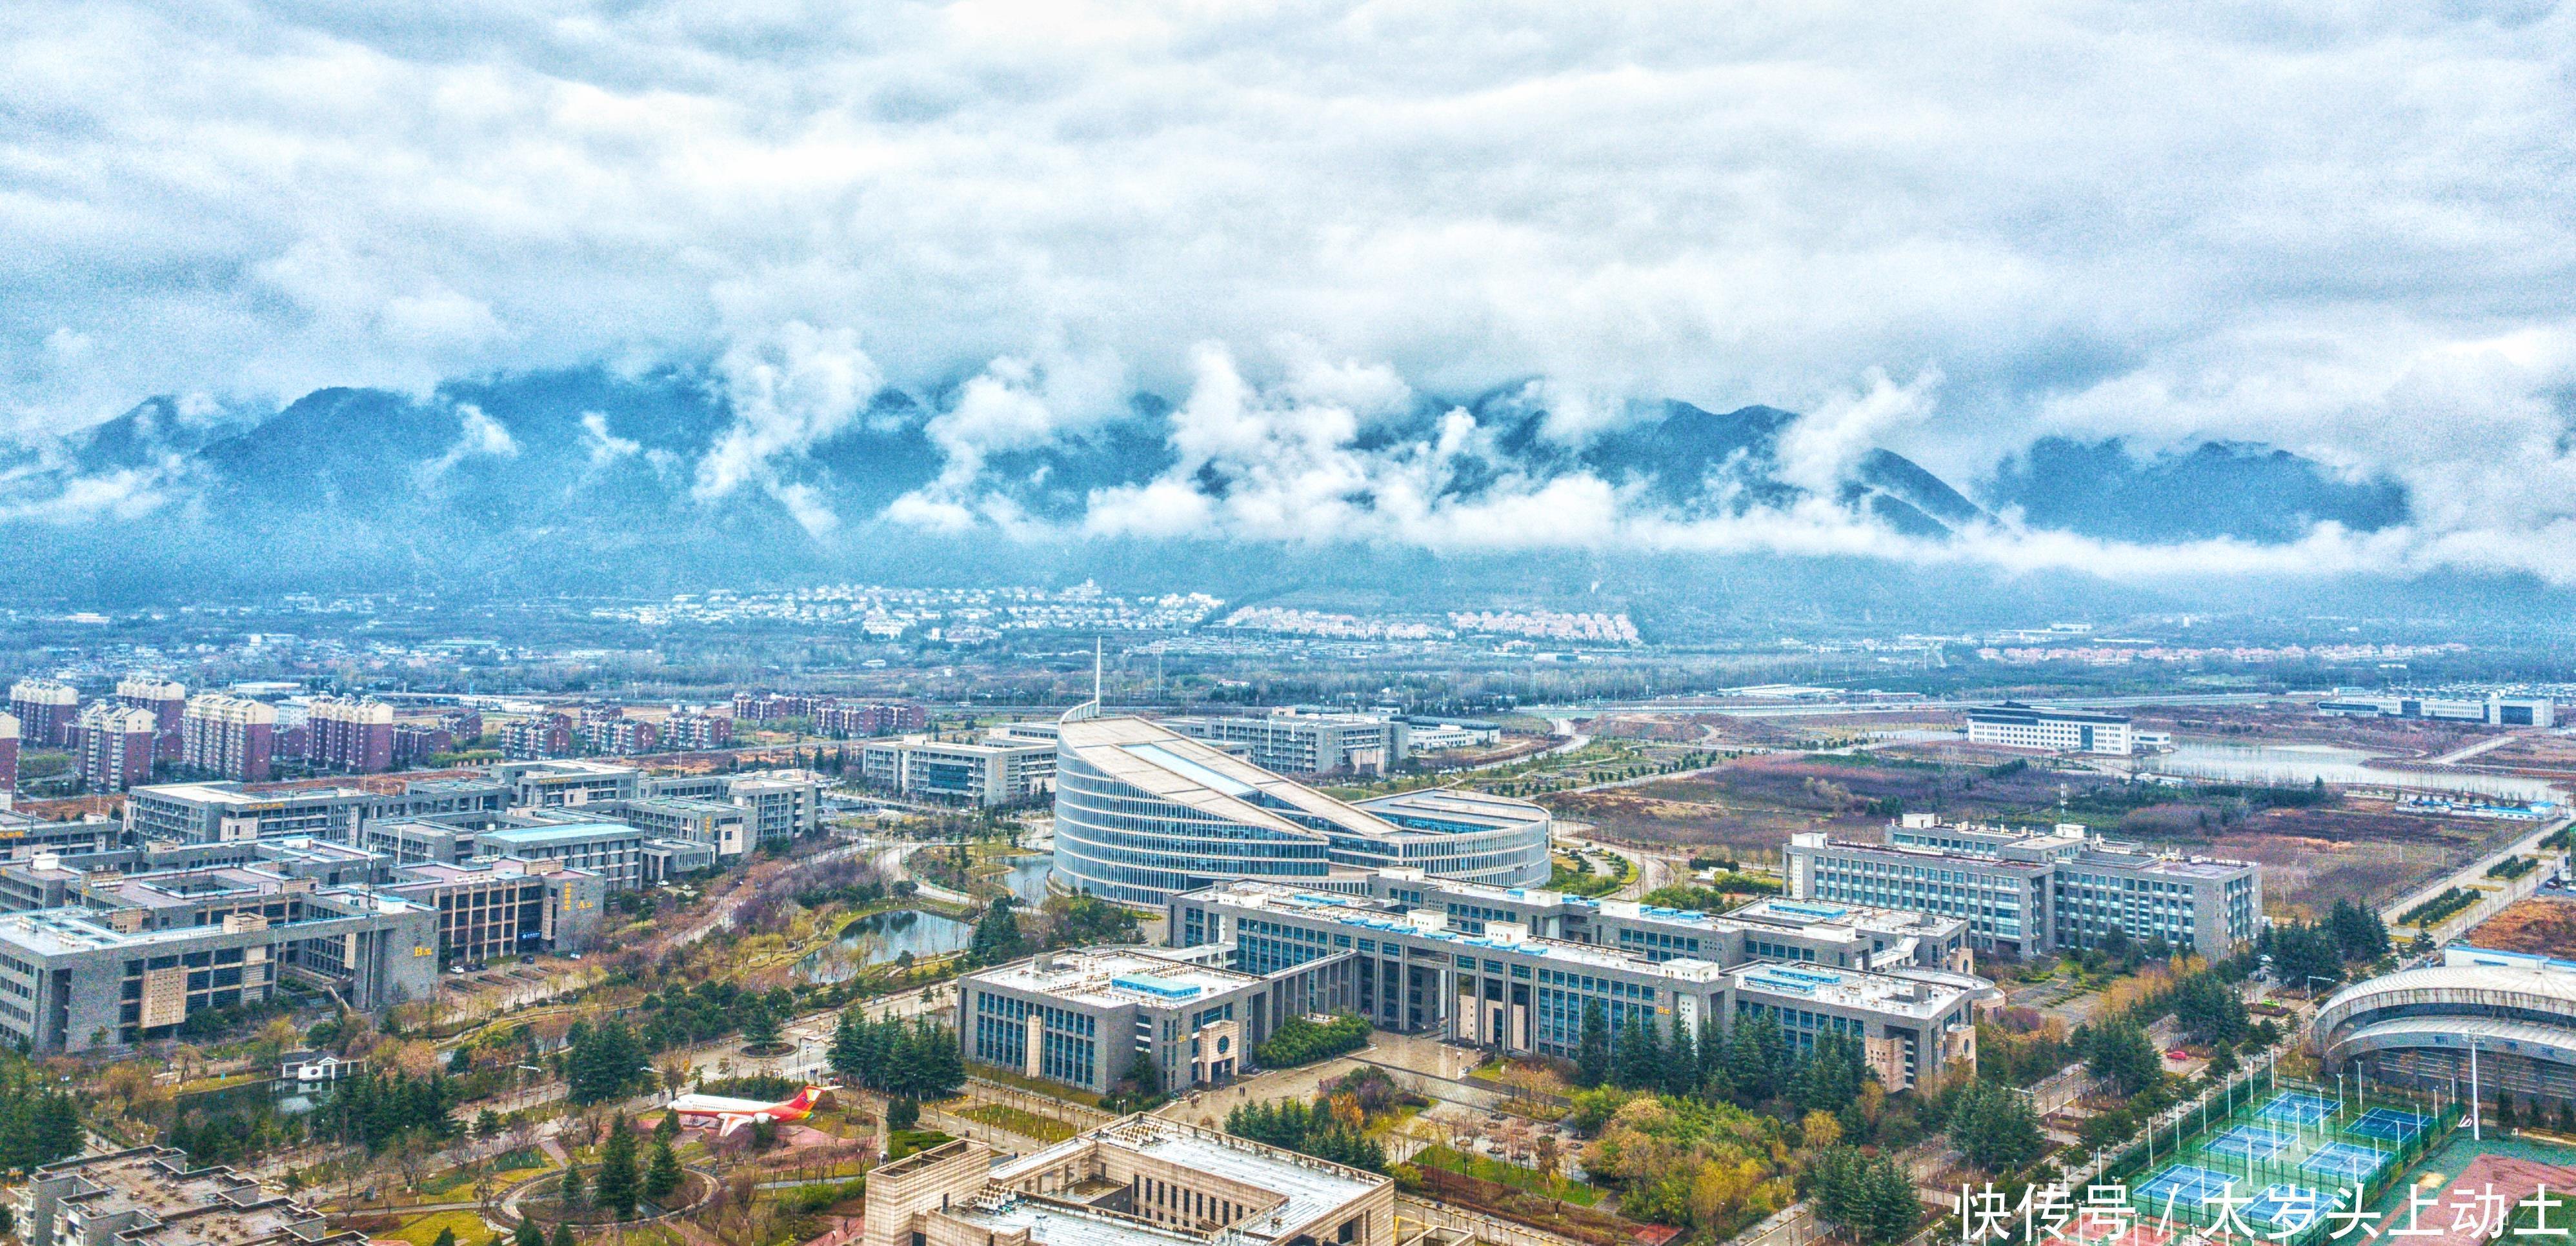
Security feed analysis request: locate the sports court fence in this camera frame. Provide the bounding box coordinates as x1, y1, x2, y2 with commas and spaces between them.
2093, 1076, 2459, 1246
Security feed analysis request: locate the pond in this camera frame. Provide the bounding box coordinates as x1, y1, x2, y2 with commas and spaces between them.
2145, 741, 2563, 803
797, 909, 975, 983
999, 856, 1054, 904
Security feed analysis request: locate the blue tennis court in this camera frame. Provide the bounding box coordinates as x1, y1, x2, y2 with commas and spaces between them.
2302, 1141, 2390, 1182
2348, 1106, 2431, 1143
2240, 1183, 2326, 1234
2206, 1124, 2298, 1160
2136, 1163, 2236, 1209
2257, 1092, 2338, 1127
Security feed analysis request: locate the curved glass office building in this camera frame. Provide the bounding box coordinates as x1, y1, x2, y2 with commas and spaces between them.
1054, 716, 1551, 906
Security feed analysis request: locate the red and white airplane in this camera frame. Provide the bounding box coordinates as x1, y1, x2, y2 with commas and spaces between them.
666, 1085, 827, 1136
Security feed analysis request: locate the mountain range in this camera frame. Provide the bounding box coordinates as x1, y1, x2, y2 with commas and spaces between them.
0, 368, 2420, 612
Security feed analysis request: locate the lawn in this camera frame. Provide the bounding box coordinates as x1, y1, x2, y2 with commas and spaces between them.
1412, 1144, 1599, 1206
385, 1209, 501, 1246
958, 1103, 1077, 1142
965, 1062, 1107, 1108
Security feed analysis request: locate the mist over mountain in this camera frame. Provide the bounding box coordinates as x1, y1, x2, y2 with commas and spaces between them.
0, 366, 2444, 621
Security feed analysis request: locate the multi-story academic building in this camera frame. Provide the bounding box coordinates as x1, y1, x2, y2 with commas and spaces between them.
1963, 703, 2135, 755
857, 733, 1056, 807
1159, 710, 1405, 776
1785, 813, 2262, 960
863, 1118, 1398, 1246
1052, 716, 1551, 907
18, 1147, 368, 1246
0, 872, 437, 1051
1159, 873, 1985, 1090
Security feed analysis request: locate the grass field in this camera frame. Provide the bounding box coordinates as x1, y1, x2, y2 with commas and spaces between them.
1412, 1145, 1599, 1206
385, 1209, 500, 1246
958, 1102, 1078, 1142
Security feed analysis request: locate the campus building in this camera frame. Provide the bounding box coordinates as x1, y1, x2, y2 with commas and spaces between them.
857, 733, 1056, 807
124, 783, 374, 843
1963, 703, 2135, 755
638, 770, 827, 843
75, 703, 157, 792
2315, 693, 2557, 728
492, 758, 639, 807
382, 858, 606, 963
1158, 872, 1985, 1090
962, 947, 1349, 1094
2316, 952, 2576, 1107
0, 711, 18, 795
861, 1118, 1396, 1246
179, 694, 276, 782
0, 876, 436, 1051
1784, 814, 2263, 960
17, 1147, 368, 1246
1052, 717, 1550, 907
1160, 710, 1404, 776
604, 796, 750, 858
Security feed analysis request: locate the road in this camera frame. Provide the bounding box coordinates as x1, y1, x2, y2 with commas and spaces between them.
2373, 809, 2574, 936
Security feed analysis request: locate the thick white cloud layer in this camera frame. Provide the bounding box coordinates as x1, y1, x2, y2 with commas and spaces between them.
5, 1, 2576, 574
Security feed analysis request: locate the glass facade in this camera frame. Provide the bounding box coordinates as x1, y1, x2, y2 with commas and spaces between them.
1052, 748, 1549, 906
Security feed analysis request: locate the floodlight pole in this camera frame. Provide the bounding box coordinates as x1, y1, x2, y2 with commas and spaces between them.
2470, 1040, 2482, 1141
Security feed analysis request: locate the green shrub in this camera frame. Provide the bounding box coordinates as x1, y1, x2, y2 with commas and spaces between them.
1255, 1014, 1373, 1067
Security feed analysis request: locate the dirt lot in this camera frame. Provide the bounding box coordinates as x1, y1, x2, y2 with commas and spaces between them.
2462, 897, 2576, 957
1538, 750, 2518, 916
2135, 702, 2493, 759
2471, 734, 2576, 779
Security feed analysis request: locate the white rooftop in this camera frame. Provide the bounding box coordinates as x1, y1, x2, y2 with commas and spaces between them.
977, 948, 1263, 1009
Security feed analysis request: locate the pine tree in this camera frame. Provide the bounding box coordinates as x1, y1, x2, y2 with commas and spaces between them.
551, 1224, 576, 1246
1614, 1016, 1660, 1090
972, 897, 1023, 965
1663, 1021, 1700, 1097
645, 1138, 682, 1202
432, 1229, 458, 1246
561, 1164, 586, 1210
1575, 1002, 1611, 1088
1729, 1012, 1781, 1102
596, 1118, 639, 1219
516, 1219, 544, 1246
829, 1009, 869, 1080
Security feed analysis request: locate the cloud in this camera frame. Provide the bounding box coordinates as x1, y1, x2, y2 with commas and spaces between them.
415, 402, 518, 484
696, 320, 881, 503
6, 1, 2576, 578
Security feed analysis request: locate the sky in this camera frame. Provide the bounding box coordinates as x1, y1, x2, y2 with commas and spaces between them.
6, 1, 2576, 577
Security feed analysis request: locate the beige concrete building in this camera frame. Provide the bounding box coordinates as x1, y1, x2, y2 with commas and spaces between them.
866, 1117, 1395, 1246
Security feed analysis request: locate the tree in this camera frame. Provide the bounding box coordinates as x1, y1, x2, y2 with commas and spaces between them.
560, 1164, 587, 1211
515, 1220, 544, 1246
972, 897, 1025, 965
2084, 1018, 2162, 1097
1575, 1002, 1611, 1088
567, 1020, 647, 1105
550, 1225, 576, 1246
2172, 974, 2248, 1047
2271, 921, 2345, 994
1950, 1081, 2044, 1172
740, 1001, 782, 1052
432, 1229, 458, 1246
645, 1138, 683, 1202
1614, 1016, 1662, 1090
2328, 899, 2390, 962
596, 1117, 639, 1220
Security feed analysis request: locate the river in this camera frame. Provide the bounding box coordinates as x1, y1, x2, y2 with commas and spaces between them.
2143, 742, 2564, 803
